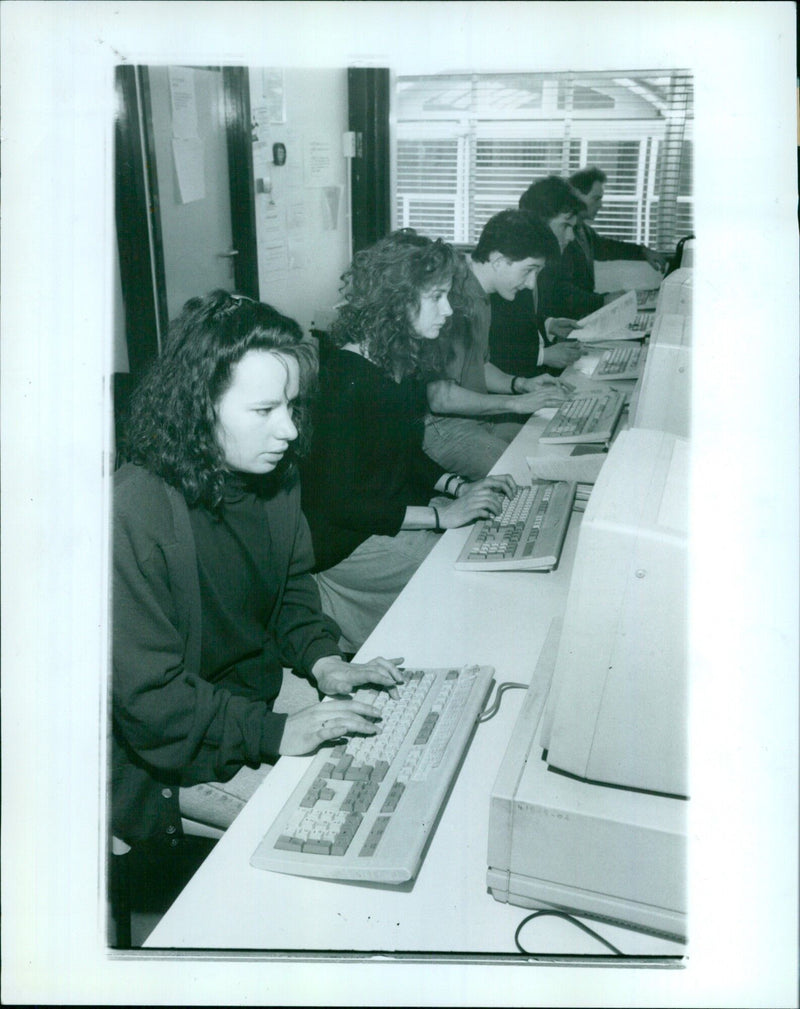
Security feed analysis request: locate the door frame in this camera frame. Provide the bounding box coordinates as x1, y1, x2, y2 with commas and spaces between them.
114, 64, 258, 395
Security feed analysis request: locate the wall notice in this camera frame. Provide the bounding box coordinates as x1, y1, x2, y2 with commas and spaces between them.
304, 136, 335, 187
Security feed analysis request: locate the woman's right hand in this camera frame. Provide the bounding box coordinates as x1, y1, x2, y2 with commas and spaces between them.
278, 698, 383, 755
438, 474, 516, 529
511, 380, 572, 416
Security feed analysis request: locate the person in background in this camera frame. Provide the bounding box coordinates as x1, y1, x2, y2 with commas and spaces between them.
112, 289, 405, 848
488, 209, 586, 379
422, 210, 573, 481
300, 230, 517, 654
558, 166, 670, 316
517, 173, 616, 320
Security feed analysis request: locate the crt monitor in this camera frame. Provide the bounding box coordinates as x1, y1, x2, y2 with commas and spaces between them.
540, 426, 689, 798
656, 266, 693, 317
487, 426, 689, 937
628, 312, 692, 439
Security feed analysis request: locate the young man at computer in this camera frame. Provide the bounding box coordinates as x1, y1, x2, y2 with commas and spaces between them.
550, 166, 669, 319
489, 181, 588, 379
422, 209, 573, 481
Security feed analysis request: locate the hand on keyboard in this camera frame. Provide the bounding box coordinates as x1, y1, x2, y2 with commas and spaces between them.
511, 375, 573, 416
251, 665, 495, 882
279, 696, 385, 756
312, 654, 405, 700
437, 473, 517, 528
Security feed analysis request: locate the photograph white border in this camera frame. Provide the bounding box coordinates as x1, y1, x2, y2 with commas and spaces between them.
2, 2, 797, 1005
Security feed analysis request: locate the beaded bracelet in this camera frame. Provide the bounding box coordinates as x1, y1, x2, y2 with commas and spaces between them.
444, 473, 458, 496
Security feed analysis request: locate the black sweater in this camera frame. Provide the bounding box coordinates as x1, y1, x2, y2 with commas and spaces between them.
112, 463, 340, 843
489, 288, 549, 378
300, 349, 445, 571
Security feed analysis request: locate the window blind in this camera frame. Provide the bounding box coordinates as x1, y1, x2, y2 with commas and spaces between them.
394, 70, 693, 252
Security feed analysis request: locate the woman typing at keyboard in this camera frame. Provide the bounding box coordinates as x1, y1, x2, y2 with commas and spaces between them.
300, 229, 516, 655
112, 291, 404, 849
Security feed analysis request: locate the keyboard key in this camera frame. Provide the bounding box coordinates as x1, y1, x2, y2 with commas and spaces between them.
455, 482, 576, 572
250, 666, 495, 883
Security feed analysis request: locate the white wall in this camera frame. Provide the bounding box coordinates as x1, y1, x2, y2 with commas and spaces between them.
248, 67, 350, 335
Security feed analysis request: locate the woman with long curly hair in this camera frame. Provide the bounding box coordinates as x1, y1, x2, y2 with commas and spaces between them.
300, 230, 516, 653
112, 290, 403, 847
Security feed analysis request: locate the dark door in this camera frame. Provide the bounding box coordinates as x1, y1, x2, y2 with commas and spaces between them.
114, 64, 257, 443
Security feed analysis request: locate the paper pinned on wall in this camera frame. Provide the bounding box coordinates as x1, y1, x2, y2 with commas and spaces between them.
251, 107, 272, 144
288, 237, 307, 270
260, 69, 285, 124
260, 240, 288, 278
252, 140, 272, 178
168, 66, 198, 139
172, 138, 205, 203
321, 186, 341, 231
304, 136, 335, 186
285, 129, 303, 188
286, 198, 307, 232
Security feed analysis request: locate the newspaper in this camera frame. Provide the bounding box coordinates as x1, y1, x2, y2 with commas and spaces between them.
571, 290, 638, 343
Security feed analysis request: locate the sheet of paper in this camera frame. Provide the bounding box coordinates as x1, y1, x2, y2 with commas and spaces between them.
321, 185, 342, 230
168, 66, 198, 139
304, 136, 335, 186
573, 290, 637, 342
172, 137, 205, 203
260, 68, 285, 123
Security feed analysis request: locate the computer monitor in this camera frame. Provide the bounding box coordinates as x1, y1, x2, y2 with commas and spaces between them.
628, 313, 692, 439
656, 266, 693, 317
541, 426, 689, 797
488, 427, 689, 937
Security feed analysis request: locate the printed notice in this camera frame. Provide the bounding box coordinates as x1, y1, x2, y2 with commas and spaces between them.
168, 66, 198, 139
260, 69, 285, 124
304, 137, 335, 187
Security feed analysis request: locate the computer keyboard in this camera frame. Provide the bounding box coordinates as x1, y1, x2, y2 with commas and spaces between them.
629, 311, 655, 334
586, 342, 644, 381
454, 480, 575, 571
250, 665, 495, 884
539, 390, 624, 446
636, 288, 660, 311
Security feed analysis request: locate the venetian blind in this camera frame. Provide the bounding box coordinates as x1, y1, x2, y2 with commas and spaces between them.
394, 70, 693, 252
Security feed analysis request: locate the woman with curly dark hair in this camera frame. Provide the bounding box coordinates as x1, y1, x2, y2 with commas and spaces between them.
300, 231, 516, 653
112, 290, 403, 846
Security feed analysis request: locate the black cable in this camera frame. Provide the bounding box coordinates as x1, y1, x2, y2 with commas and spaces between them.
478, 681, 527, 723
514, 909, 624, 956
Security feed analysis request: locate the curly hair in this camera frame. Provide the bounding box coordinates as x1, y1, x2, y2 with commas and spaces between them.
121, 289, 318, 510
328, 229, 456, 380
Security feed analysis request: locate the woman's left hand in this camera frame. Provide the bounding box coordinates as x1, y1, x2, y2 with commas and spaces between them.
312, 654, 406, 699
516, 374, 576, 397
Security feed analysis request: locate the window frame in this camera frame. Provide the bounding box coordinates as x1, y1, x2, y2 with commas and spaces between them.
392, 70, 693, 250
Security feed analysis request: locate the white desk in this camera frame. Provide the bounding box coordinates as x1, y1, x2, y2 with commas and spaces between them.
146, 383, 683, 958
